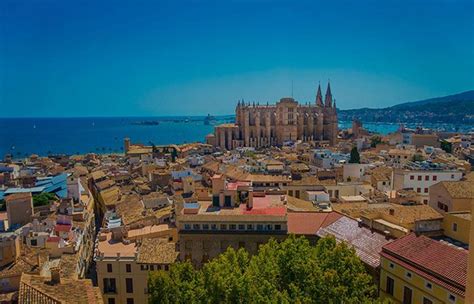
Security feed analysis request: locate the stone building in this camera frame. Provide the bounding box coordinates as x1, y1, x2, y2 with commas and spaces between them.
212, 82, 338, 150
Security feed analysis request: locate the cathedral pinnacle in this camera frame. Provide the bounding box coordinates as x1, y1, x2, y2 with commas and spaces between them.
316, 82, 323, 106
324, 81, 333, 107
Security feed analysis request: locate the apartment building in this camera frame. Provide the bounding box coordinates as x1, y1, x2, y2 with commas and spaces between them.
95, 225, 177, 304
442, 211, 471, 245
393, 165, 462, 204
429, 181, 474, 213
380, 233, 467, 304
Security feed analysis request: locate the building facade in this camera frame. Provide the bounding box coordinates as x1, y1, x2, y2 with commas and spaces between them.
380, 233, 467, 304
212, 83, 338, 150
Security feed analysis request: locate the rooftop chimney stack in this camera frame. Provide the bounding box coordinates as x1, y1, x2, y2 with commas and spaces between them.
50, 267, 60, 285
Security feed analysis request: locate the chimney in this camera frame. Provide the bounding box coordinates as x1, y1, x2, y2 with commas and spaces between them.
383, 230, 391, 240
247, 188, 254, 210
50, 267, 60, 285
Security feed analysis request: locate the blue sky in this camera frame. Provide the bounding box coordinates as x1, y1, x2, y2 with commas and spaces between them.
1, 0, 473, 117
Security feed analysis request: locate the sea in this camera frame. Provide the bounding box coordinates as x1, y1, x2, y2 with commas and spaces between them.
0, 117, 472, 157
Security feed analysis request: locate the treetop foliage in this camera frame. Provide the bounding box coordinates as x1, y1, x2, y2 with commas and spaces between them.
148, 235, 381, 304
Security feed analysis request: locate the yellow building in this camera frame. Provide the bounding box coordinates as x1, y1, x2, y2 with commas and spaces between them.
95, 226, 177, 304
443, 211, 471, 245
429, 181, 474, 214
380, 233, 468, 304
465, 201, 474, 303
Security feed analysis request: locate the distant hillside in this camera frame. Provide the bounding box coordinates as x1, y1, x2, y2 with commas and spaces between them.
339, 90, 474, 124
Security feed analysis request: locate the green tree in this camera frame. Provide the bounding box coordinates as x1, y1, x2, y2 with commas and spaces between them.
32, 192, 57, 207
349, 147, 361, 164
412, 154, 424, 162
148, 235, 379, 304
370, 136, 383, 148
440, 140, 452, 153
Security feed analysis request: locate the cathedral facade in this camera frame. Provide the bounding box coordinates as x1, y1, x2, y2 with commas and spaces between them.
211, 82, 338, 150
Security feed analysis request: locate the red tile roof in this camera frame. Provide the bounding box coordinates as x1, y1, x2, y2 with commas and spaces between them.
54, 224, 72, 232
241, 206, 286, 216
381, 233, 467, 296
47, 236, 60, 242
287, 212, 342, 235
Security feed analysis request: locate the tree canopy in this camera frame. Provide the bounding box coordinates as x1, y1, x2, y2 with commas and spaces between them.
349, 147, 361, 164
148, 235, 380, 304
32, 192, 57, 207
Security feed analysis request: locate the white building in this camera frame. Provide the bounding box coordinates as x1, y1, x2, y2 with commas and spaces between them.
393, 165, 463, 204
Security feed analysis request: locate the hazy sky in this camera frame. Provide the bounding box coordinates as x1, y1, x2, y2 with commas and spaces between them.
1, 0, 473, 117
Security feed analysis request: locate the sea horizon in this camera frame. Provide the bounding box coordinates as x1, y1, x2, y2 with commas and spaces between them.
2, 116, 473, 158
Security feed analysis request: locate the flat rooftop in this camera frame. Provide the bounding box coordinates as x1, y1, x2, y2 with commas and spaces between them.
96, 232, 136, 259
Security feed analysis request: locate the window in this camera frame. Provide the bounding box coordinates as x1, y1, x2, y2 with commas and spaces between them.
386, 276, 394, 296
275, 224, 281, 230
247, 224, 253, 230
220, 224, 227, 230
125, 278, 133, 293
192, 224, 200, 230
150, 265, 154, 271
184, 224, 191, 230
405, 271, 412, 279
229, 224, 236, 230
140, 265, 148, 271
108, 298, 116, 304
453, 223, 458, 232
238, 224, 245, 230
202, 224, 209, 230
126, 264, 131, 273
403, 286, 413, 304
211, 224, 217, 230
389, 262, 395, 269
107, 264, 113, 273
425, 176, 429, 181
448, 294, 456, 303
423, 297, 433, 304
417, 188, 421, 193
424, 188, 428, 193
256, 224, 264, 231
425, 281, 432, 290
418, 176, 422, 181
30, 239, 37, 246
451, 174, 455, 179
410, 175, 414, 180
103, 278, 117, 293
433, 175, 437, 181
164, 265, 169, 271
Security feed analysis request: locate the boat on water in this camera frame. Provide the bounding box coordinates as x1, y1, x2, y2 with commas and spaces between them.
204, 114, 216, 125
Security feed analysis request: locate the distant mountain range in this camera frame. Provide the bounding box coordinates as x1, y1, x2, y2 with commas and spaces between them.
339, 90, 474, 125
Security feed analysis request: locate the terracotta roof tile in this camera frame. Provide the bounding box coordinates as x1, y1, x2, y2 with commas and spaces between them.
287, 212, 342, 235
382, 233, 467, 295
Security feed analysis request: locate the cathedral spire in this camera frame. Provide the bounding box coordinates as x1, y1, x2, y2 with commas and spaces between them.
316, 82, 323, 106
324, 81, 333, 107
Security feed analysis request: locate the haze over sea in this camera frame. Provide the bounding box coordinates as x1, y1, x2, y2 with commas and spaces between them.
1, 117, 471, 158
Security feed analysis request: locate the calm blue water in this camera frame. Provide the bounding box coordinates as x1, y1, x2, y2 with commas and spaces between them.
0, 117, 469, 157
